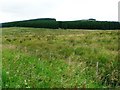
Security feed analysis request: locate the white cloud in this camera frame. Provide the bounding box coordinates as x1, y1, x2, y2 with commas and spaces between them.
0, 0, 119, 23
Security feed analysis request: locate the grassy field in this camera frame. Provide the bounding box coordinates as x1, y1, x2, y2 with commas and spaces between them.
1, 27, 119, 88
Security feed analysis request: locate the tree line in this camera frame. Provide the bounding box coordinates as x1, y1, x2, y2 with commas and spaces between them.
2, 18, 120, 30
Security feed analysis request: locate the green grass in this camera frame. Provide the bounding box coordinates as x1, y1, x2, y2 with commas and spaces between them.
2, 27, 119, 88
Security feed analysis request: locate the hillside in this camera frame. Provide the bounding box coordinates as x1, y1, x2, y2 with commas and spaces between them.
2, 18, 120, 29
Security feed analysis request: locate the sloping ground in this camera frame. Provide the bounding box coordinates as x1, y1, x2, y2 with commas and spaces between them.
2, 27, 119, 88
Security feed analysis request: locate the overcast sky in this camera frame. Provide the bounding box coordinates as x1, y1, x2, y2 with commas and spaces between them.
0, 0, 119, 23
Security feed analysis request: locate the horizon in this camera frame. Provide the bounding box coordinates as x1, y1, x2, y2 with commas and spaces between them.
1, 17, 119, 23
0, 0, 119, 23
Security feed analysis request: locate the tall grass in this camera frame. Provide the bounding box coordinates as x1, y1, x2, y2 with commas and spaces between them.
2, 27, 119, 88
